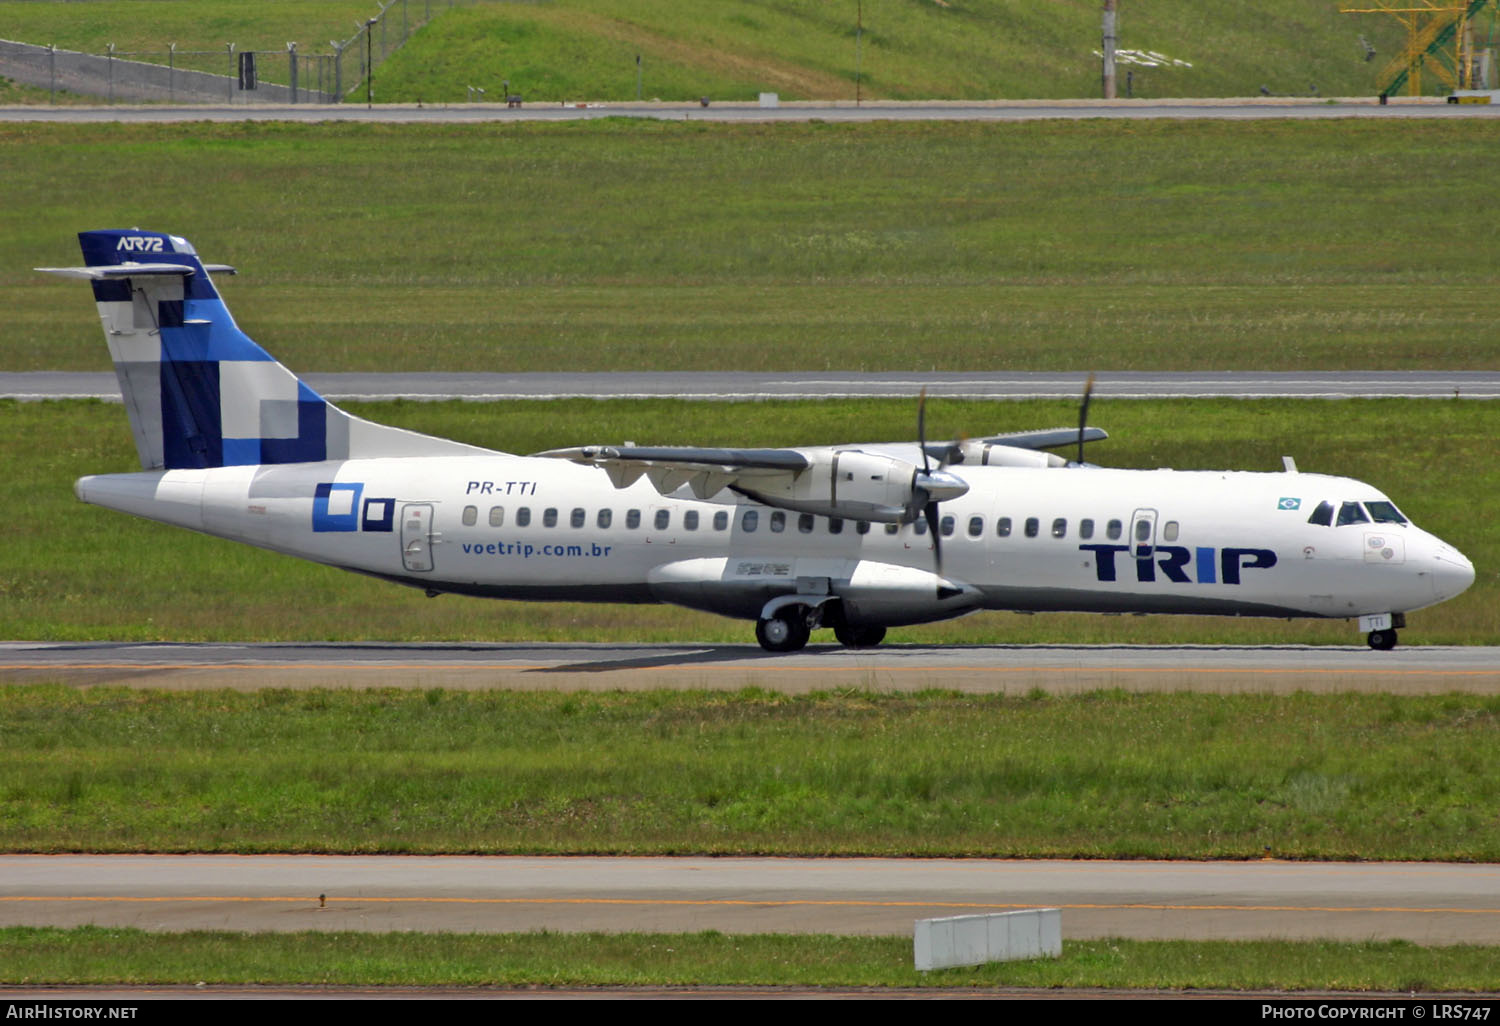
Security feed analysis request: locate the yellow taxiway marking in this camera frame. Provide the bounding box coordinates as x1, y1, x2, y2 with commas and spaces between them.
2, 663, 1498, 677
4, 896, 1497, 915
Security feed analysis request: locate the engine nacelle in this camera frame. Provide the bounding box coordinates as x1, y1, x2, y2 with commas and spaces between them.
955, 440, 1067, 468
735, 448, 941, 523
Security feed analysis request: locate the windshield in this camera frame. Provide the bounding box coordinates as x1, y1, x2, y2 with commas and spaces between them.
1364, 500, 1408, 525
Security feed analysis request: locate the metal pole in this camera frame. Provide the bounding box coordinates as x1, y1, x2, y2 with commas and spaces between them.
107, 43, 114, 105
856, 0, 863, 106
227, 43, 235, 102
168, 43, 174, 102
366, 19, 375, 107
288, 42, 298, 103
635, 54, 642, 100
1102, 0, 1117, 99
48, 44, 54, 104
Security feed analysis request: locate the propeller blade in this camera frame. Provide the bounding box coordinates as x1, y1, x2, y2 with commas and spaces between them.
1077, 373, 1096, 466
917, 387, 931, 474
925, 500, 943, 578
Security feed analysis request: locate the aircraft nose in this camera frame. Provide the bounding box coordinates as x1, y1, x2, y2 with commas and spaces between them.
1431, 545, 1476, 603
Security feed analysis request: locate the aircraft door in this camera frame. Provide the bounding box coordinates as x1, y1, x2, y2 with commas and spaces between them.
401, 503, 435, 572
1130, 508, 1158, 560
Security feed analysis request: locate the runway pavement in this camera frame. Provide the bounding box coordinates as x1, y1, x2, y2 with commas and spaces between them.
3, 641, 1497, 693
8, 370, 1500, 402
4, 854, 1498, 942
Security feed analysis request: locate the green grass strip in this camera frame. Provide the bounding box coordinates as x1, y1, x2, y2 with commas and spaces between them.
4, 687, 1498, 859
3, 927, 1497, 991
9, 120, 1500, 372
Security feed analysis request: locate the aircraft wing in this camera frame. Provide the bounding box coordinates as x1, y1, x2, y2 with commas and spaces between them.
977, 426, 1108, 451
533, 445, 810, 499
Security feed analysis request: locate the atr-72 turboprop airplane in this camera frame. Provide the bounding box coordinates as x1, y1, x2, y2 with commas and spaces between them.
43, 230, 1474, 652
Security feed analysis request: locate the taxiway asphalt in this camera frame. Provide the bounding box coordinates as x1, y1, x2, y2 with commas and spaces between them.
5, 98, 1500, 125
8, 370, 1500, 402
3, 641, 1497, 693
4, 854, 1498, 942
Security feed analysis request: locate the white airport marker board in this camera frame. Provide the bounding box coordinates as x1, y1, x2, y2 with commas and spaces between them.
914, 908, 1062, 971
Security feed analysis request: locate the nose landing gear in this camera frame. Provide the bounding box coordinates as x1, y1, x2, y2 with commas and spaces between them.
1361, 612, 1405, 651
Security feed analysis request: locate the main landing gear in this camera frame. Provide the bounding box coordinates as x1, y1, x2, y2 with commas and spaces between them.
754, 604, 888, 653
755, 611, 811, 653
1367, 629, 1398, 651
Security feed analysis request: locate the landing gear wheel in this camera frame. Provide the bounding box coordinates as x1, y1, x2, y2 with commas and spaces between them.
834, 625, 887, 649
1367, 629, 1398, 651
756, 612, 810, 653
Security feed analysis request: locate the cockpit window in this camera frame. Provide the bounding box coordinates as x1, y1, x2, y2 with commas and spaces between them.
1365, 501, 1408, 525
1336, 501, 1370, 527
1307, 501, 1334, 527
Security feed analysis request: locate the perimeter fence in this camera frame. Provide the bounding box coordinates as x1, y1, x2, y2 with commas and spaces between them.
0, 0, 464, 104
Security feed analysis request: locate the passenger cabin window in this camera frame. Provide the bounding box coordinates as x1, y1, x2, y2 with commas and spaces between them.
940, 515, 955, 537
489, 506, 505, 528
742, 510, 758, 532
654, 509, 671, 530
516, 507, 531, 527
1107, 519, 1123, 540
996, 517, 1012, 538
1307, 501, 1334, 527
798, 513, 815, 534
713, 511, 729, 531
570, 507, 585, 528
770, 511, 786, 533
1366, 501, 1408, 524
1135, 519, 1152, 542
1079, 518, 1094, 540
1163, 521, 1179, 542
597, 509, 612, 529
684, 510, 699, 531
885, 523, 900, 535
1051, 518, 1067, 539
968, 515, 984, 538
543, 508, 558, 528
626, 509, 641, 529
829, 518, 844, 535
1337, 501, 1370, 527
856, 520, 871, 535
1024, 517, 1039, 538
913, 518, 928, 536
462, 505, 478, 527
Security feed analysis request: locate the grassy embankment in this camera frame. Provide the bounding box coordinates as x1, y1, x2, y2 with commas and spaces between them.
6, 119, 1499, 373
4, 927, 1499, 992
4, 686, 1497, 857
0, 0, 1409, 102
3, 397, 1494, 646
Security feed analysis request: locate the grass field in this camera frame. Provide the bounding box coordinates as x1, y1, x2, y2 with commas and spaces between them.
4, 928, 1498, 991
4, 686, 1497, 858
4, 396, 1493, 646
0, 1, 1416, 102
8, 119, 1500, 373
377, 0, 1411, 102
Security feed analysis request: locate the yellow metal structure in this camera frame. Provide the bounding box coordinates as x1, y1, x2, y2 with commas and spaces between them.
1342, 0, 1497, 96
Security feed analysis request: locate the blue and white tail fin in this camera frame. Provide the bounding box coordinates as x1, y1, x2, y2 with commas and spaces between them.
39, 229, 493, 470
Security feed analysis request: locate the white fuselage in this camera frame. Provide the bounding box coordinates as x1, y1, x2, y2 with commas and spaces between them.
76, 455, 1475, 630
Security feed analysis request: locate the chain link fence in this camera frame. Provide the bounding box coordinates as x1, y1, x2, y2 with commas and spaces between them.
0, 0, 462, 104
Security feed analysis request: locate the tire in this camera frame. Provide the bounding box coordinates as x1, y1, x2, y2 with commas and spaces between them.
756, 611, 810, 653
1367, 629, 1398, 651
834, 625, 887, 649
